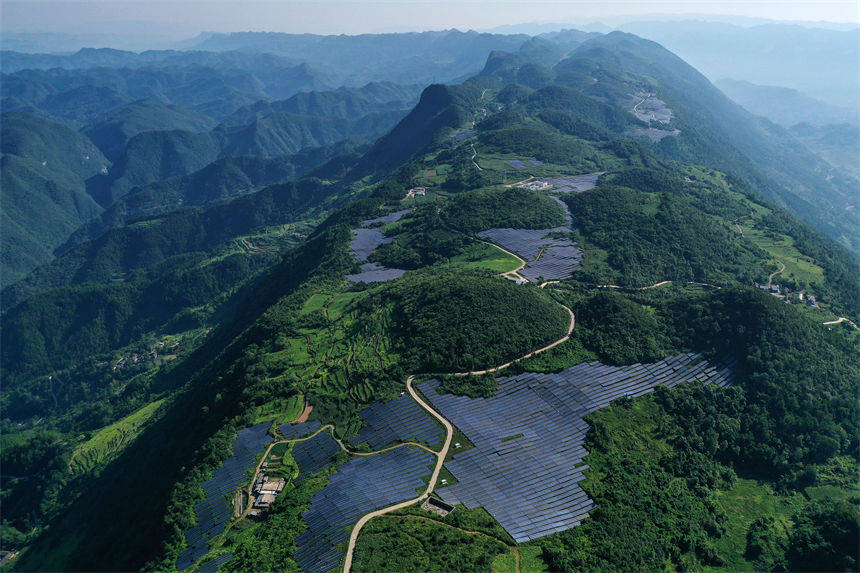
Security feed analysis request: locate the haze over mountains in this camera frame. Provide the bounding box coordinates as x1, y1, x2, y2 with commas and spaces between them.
1, 14, 858, 573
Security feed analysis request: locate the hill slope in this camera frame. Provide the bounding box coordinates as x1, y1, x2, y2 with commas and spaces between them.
0, 112, 108, 286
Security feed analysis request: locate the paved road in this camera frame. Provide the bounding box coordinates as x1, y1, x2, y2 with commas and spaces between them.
342, 375, 454, 573
341, 296, 576, 572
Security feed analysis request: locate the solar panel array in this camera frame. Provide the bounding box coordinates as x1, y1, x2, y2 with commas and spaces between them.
450, 128, 475, 142
294, 447, 435, 572
176, 423, 272, 570
507, 159, 526, 171
349, 228, 392, 262
629, 127, 681, 142
346, 262, 407, 283
478, 196, 581, 281
349, 394, 445, 449
197, 552, 233, 573
292, 430, 342, 476
547, 172, 602, 193
347, 210, 411, 282
418, 353, 735, 542
362, 209, 412, 226
279, 419, 322, 440
631, 93, 673, 124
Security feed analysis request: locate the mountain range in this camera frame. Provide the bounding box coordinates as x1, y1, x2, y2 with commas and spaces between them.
1, 25, 857, 573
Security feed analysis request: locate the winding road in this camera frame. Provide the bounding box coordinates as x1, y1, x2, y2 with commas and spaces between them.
341, 276, 575, 572
767, 261, 786, 288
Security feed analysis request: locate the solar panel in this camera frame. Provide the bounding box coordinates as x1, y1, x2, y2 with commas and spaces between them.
347, 210, 411, 282
294, 447, 435, 571
546, 172, 603, 193
292, 431, 341, 476
346, 263, 407, 283
349, 394, 445, 449
478, 197, 581, 281
279, 420, 322, 440
418, 353, 735, 542
176, 424, 272, 570
197, 553, 232, 573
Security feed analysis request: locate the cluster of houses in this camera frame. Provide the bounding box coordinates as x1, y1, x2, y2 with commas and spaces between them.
520, 180, 552, 191
403, 187, 427, 200
754, 283, 817, 306
248, 468, 286, 518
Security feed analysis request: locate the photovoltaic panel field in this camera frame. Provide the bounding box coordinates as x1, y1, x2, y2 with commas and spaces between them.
196, 552, 233, 573
478, 196, 582, 281
345, 262, 407, 283
278, 420, 322, 440
176, 423, 273, 570
418, 353, 735, 542
349, 393, 445, 449
294, 447, 435, 572
546, 172, 603, 193
347, 209, 411, 282
292, 430, 342, 476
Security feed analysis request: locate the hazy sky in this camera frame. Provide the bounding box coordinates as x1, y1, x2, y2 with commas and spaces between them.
3, 0, 858, 36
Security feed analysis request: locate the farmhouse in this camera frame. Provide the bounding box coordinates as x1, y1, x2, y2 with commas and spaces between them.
522, 180, 551, 191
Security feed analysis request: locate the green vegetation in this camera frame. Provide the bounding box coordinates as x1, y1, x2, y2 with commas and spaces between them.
449, 243, 521, 274
566, 184, 766, 288
222, 464, 334, 572
354, 514, 510, 572
436, 374, 498, 398
69, 399, 165, 475
375, 269, 570, 372
1, 112, 107, 285
537, 285, 859, 571
441, 186, 564, 232
6, 28, 860, 573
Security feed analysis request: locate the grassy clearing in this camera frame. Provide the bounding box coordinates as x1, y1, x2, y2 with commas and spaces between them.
300, 293, 328, 315
709, 479, 805, 571
519, 545, 548, 572
450, 243, 521, 274
250, 395, 303, 426
740, 224, 825, 288
325, 291, 360, 320
69, 399, 165, 474
491, 550, 519, 573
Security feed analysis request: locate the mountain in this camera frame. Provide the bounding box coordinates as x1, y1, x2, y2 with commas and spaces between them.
0, 112, 108, 286
88, 103, 410, 206
1, 57, 331, 123
222, 82, 421, 126
60, 139, 368, 249
190, 29, 529, 86
619, 21, 860, 108
559, 32, 858, 250
715, 79, 858, 127
4, 28, 858, 573
82, 99, 217, 161
789, 122, 860, 179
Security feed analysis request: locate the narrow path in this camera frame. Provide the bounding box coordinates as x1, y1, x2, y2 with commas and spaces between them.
471, 143, 483, 171
480, 239, 527, 282
823, 317, 860, 330
767, 261, 786, 288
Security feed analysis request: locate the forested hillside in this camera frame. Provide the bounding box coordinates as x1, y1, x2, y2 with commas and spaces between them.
3, 25, 857, 573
